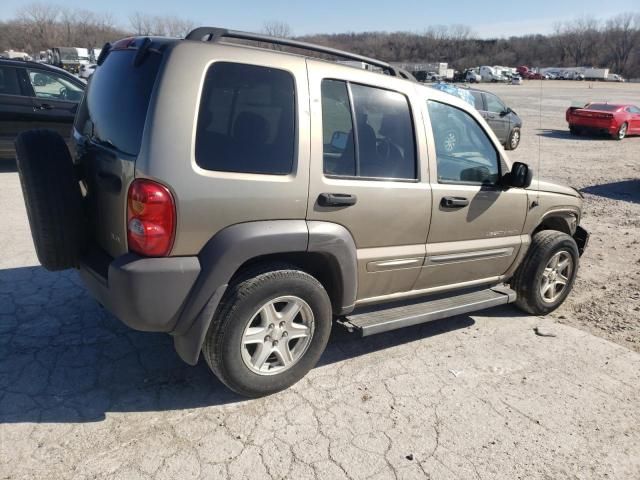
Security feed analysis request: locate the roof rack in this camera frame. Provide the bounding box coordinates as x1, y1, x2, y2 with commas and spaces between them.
185, 27, 416, 81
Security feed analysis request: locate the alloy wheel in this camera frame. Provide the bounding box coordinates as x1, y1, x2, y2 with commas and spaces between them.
240, 296, 315, 375
540, 251, 573, 303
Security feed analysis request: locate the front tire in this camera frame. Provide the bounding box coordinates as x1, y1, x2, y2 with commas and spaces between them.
202, 266, 332, 397
511, 231, 579, 315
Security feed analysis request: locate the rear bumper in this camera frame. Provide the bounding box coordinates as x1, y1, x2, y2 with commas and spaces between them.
79, 249, 201, 332
569, 119, 616, 134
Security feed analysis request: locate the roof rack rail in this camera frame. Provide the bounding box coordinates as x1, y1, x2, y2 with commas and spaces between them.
185, 27, 415, 81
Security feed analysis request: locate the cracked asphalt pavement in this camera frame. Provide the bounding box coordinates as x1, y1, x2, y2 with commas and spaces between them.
2, 82, 640, 479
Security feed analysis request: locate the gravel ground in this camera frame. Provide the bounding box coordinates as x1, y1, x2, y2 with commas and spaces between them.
0, 80, 639, 479
481, 80, 640, 352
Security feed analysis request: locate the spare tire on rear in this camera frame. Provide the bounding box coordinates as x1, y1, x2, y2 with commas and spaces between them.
15, 129, 87, 271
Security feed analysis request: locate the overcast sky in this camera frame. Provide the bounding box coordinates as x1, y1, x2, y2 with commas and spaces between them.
1, 0, 638, 37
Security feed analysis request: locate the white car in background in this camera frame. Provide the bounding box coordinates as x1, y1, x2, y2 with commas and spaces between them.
79, 64, 96, 79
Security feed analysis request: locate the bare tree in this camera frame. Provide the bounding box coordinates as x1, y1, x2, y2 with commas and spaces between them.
555, 16, 600, 66
605, 13, 640, 75
129, 12, 195, 37
262, 21, 292, 38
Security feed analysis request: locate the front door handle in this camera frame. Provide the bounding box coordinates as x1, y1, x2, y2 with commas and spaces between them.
318, 193, 357, 207
34, 103, 53, 111
441, 196, 469, 208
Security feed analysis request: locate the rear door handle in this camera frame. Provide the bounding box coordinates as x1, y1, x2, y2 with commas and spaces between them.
318, 193, 357, 207
34, 103, 53, 111
441, 196, 469, 208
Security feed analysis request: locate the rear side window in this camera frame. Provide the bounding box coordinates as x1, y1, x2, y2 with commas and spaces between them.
0, 66, 21, 96
321, 80, 416, 180
195, 62, 296, 175
74, 49, 162, 156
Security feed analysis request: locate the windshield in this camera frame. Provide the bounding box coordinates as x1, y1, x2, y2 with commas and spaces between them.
74, 49, 162, 156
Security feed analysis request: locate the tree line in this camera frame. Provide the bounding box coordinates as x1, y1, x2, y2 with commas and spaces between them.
1, 4, 638, 77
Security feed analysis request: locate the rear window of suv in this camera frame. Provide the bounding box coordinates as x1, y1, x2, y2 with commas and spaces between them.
195, 62, 296, 175
74, 49, 162, 156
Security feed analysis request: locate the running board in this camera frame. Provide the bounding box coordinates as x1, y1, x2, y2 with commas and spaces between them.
343, 286, 516, 337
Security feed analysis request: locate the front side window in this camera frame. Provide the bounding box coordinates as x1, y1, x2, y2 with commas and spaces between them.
27, 69, 83, 102
195, 62, 296, 175
427, 100, 500, 185
321, 80, 416, 180
484, 93, 506, 114
0, 66, 22, 96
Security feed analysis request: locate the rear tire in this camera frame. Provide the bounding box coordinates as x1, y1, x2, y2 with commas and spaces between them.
511, 231, 579, 315
202, 265, 332, 397
569, 126, 581, 136
504, 127, 521, 150
613, 122, 627, 140
15, 129, 87, 271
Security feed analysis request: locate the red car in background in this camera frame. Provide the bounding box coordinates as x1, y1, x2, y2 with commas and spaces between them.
525, 72, 547, 80
566, 103, 640, 140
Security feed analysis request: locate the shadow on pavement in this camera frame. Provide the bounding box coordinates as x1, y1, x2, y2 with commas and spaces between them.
536, 129, 608, 141
0, 266, 476, 424
581, 179, 640, 204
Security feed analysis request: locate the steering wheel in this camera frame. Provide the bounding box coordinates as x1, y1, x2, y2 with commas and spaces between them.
59, 86, 68, 100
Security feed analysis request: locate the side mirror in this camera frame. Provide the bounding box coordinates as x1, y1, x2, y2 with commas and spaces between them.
330, 131, 349, 150
506, 162, 533, 188
500, 107, 511, 116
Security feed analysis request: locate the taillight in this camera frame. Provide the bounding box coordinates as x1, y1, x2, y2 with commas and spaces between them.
127, 179, 176, 257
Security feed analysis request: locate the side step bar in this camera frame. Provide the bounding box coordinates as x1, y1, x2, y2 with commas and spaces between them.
343, 286, 516, 337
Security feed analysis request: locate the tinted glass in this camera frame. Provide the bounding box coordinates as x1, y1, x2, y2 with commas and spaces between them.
350, 84, 416, 179
195, 62, 295, 175
586, 103, 618, 112
485, 93, 506, 113
74, 49, 161, 156
321, 80, 416, 180
427, 100, 499, 185
0, 66, 21, 96
27, 69, 83, 102
321, 80, 355, 176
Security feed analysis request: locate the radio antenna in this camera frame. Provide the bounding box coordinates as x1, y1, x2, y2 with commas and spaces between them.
536, 76, 542, 199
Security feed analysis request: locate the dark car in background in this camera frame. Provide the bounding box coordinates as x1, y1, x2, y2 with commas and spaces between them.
0, 58, 85, 159
468, 87, 522, 150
